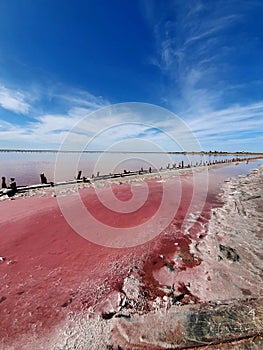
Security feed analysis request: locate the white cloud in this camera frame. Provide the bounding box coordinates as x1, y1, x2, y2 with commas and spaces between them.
186, 102, 263, 149
141, 1, 263, 151
51, 86, 110, 111
0, 82, 113, 148
183, 14, 240, 47
0, 85, 30, 114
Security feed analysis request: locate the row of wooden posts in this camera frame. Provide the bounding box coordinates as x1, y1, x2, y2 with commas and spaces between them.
1, 157, 250, 192
88, 157, 248, 181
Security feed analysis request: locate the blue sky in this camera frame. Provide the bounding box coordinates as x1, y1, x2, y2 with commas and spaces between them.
0, 0, 262, 152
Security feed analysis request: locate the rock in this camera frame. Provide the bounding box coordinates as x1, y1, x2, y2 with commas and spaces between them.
219, 244, 240, 262
97, 291, 126, 318
122, 275, 141, 301
17, 290, 25, 295
61, 297, 73, 307
101, 311, 116, 320
172, 293, 185, 304
0, 296, 7, 304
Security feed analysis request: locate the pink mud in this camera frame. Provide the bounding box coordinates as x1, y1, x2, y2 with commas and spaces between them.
0, 165, 251, 345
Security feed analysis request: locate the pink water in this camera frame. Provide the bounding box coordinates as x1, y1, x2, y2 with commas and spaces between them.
0, 152, 258, 186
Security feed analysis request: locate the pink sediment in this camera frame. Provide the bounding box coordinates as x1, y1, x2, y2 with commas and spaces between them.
0, 168, 233, 345
80, 182, 164, 228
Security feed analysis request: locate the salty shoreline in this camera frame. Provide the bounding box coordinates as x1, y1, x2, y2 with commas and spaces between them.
0, 161, 262, 349
0, 158, 256, 201
47, 164, 263, 349
113, 165, 263, 349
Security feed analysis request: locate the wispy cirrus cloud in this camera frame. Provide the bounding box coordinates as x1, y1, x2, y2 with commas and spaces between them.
0, 85, 31, 114
142, 0, 263, 151
148, 1, 244, 109
54, 88, 109, 110
152, 101, 263, 151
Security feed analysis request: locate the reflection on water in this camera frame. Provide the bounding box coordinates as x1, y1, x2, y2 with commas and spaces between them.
0, 151, 261, 186
207, 160, 263, 196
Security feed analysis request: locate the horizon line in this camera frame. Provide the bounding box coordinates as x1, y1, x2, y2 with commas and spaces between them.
0, 149, 262, 155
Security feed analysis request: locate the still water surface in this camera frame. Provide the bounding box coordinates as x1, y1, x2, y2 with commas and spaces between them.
0, 151, 261, 186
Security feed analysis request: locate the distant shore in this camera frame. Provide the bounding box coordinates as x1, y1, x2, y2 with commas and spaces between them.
0, 148, 263, 155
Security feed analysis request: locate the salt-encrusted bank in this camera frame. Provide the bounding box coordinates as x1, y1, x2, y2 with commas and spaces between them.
189, 165, 263, 301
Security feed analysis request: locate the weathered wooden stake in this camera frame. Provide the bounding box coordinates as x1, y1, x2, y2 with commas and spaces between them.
77, 170, 82, 180
1, 176, 7, 188
40, 173, 47, 184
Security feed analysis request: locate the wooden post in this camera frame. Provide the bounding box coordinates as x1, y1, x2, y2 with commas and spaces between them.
40, 173, 47, 184
1, 176, 7, 188
10, 178, 17, 191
